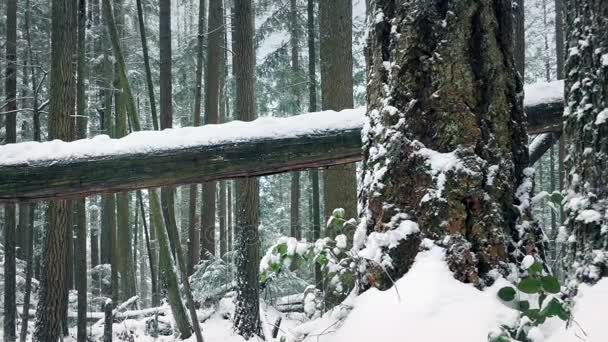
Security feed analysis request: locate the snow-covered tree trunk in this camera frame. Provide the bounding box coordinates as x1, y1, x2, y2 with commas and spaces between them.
563, 0, 608, 283
357, 0, 542, 290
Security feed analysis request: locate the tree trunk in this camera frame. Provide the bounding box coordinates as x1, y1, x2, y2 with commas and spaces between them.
19, 204, 35, 342
76, 1, 88, 340
4, 0, 17, 339
514, 0, 525, 78
200, 0, 223, 260
137, 191, 158, 308
33, 0, 77, 339
289, 0, 302, 240
319, 0, 358, 228
189, 0, 206, 269
554, 0, 565, 80
233, 0, 261, 338
149, 190, 193, 339
359, 0, 541, 290
308, 0, 322, 287
563, 0, 608, 283
136, 0, 158, 130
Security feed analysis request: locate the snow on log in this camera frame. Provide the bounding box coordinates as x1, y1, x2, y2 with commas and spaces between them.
0, 109, 365, 202
0, 82, 563, 202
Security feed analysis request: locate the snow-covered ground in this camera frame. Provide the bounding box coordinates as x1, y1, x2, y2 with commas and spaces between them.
87, 245, 607, 342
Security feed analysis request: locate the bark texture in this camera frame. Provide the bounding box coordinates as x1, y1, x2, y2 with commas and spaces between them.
319, 0, 358, 225
359, 0, 541, 289
232, 0, 262, 338
4, 0, 18, 340
34, 0, 77, 339
563, 0, 608, 283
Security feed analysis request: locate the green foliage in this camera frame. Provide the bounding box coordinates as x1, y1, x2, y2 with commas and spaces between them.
259, 210, 358, 301
490, 257, 570, 342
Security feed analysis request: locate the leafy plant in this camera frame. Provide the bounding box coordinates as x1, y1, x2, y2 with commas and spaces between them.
489, 256, 570, 342
259, 209, 358, 299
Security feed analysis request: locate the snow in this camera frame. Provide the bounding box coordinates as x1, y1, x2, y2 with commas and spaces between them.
522, 255, 536, 269
595, 108, 608, 125
415, 147, 466, 197
0, 108, 366, 166
327, 246, 518, 342
539, 279, 608, 342
575, 209, 603, 224
357, 220, 420, 266
524, 80, 565, 107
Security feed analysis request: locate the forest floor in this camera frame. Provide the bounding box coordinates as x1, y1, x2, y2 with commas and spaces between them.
1, 245, 606, 341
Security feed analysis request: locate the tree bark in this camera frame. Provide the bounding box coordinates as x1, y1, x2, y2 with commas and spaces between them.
33, 0, 77, 339
76, 1, 88, 340
201, 0, 223, 260
359, 0, 542, 290
319, 0, 358, 227
563, 0, 608, 283
289, 0, 302, 240
514, 0, 525, 78
188, 0, 206, 272
4, 0, 18, 340
232, 0, 262, 338
136, 0, 159, 130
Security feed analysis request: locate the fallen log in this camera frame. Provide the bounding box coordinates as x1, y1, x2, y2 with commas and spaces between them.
0, 110, 364, 202
0, 83, 564, 203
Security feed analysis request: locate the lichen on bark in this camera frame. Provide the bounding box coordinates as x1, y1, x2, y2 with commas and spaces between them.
358, 0, 543, 290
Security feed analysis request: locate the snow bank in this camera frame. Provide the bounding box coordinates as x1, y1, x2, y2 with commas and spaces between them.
541, 279, 608, 342
0, 108, 365, 166
327, 246, 518, 342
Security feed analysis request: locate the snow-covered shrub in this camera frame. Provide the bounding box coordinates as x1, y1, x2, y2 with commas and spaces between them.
260, 209, 359, 305
190, 252, 235, 306
490, 256, 570, 341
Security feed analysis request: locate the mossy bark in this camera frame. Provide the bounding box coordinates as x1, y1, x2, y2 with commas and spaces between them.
360, 0, 542, 289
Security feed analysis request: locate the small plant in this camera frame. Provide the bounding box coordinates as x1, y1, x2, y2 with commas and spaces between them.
489, 256, 570, 342
259, 209, 358, 298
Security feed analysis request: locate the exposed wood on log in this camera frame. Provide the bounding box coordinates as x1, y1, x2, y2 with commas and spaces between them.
526, 100, 563, 134
0, 94, 562, 203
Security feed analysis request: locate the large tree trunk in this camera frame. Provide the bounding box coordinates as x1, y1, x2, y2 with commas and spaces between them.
232, 0, 262, 338
33, 0, 77, 340
319, 0, 358, 227
563, 0, 608, 283
4, 0, 18, 340
358, 0, 541, 290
